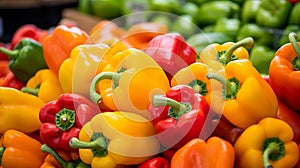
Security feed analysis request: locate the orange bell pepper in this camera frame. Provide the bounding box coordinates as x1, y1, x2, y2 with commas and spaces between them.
171, 136, 235, 168
42, 25, 89, 75
0, 129, 46, 168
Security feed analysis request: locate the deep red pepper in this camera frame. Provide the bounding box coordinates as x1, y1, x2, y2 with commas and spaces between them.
148, 85, 209, 149
145, 33, 197, 80
0, 60, 25, 90
39, 93, 101, 151
138, 157, 170, 168
0, 42, 9, 60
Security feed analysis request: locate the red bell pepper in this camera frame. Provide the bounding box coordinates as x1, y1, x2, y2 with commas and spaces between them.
148, 84, 209, 149
138, 157, 170, 168
39, 93, 101, 151
145, 33, 197, 80
0, 60, 25, 90
276, 100, 300, 144
0, 42, 9, 60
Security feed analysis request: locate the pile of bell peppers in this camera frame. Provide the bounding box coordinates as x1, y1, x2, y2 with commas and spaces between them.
1, 16, 300, 168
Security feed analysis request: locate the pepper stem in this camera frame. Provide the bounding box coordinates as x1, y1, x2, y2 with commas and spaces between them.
188, 79, 208, 96
0, 147, 4, 166
55, 108, 76, 131
206, 73, 240, 100
152, 95, 192, 119
218, 37, 254, 65
262, 137, 285, 168
40, 144, 70, 168
0, 47, 18, 60
288, 32, 300, 70
21, 87, 40, 96
89, 72, 121, 104
70, 133, 108, 157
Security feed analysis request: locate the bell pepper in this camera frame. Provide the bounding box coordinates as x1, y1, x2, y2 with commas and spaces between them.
0, 37, 48, 82
138, 157, 170, 168
39, 93, 101, 151
276, 100, 300, 144
148, 85, 209, 149
241, 0, 261, 23
150, 0, 180, 13
0, 129, 46, 168
0, 87, 44, 134
236, 23, 274, 48
0, 60, 24, 90
206, 59, 278, 129
250, 45, 275, 75
0, 42, 9, 60
21, 69, 63, 103
121, 0, 151, 15
170, 15, 198, 39
256, 0, 292, 28
69, 111, 160, 167
170, 136, 235, 168
289, 2, 300, 25
196, 1, 240, 27
279, 25, 300, 46
269, 32, 300, 112
199, 37, 254, 66
42, 25, 89, 75
41, 144, 90, 168
10, 24, 49, 50
234, 117, 299, 168
89, 48, 170, 117
145, 33, 197, 80
214, 18, 241, 38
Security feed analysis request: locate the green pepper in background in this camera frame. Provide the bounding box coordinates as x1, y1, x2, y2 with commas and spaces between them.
250, 45, 275, 75
186, 32, 234, 60
180, 2, 199, 24
186, 0, 226, 5
214, 17, 241, 38
121, 0, 151, 15
196, 1, 240, 27
289, 2, 300, 25
0, 38, 48, 82
241, 0, 261, 23
237, 23, 274, 48
278, 25, 300, 46
150, 0, 181, 14
78, 0, 92, 15
202, 25, 216, 33
171, 15, 198, 38
150, 14, 172, 29
256, 0, 292, 28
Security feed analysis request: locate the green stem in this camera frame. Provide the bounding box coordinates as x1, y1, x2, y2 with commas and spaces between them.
0, 47, 19, 60
55, 108, 75, 131
152, 95, 191, 119
0, 147, 4, 166
262, 137, 285, 168
289, 32, 300, 70
89, 72, 121, 104
188, 79, 208, 96
218, 37, 254, 65
21, 87, 40, 96
40, 144, 69, 168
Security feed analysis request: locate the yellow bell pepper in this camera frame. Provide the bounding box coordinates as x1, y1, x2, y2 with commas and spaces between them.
0, 87, 44, 134
69, 111, 160, 167
90, 48, 170, 117
234, 117, 299, 168
21, 69, 63, 103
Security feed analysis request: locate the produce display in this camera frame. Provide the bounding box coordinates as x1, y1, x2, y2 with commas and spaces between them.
1, 0, 300, 168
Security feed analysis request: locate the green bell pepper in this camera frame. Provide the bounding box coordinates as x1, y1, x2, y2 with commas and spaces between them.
0, 38, 48, 82
214, 17, 241, 38
90, 0, 122, 19
171, 15, 198, 38
279, 25, 300, 46
121, 0, 151, 15
196, 1, 240, 26
236, 23, 274, 48
241, 0, 261, 23
180, 2, 199, 24
289, 2, 300, 25
256, 0, 292, 28
150, 0, 181, 14
186, 0, 224, 5
250, 45, 275, 75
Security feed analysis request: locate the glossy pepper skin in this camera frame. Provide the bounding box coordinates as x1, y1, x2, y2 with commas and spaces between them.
0, 38, 48, 82
90, 48, 170, 118
69, 112, 160, 167
0, 87, 44, 134
0, 60, 24, 90
289, 2, 300, 25
207, 59, 278, 129
250, 45, 275, 75
21, 69, 63, 103
138, 157, 170, 168
42, 25, 89, 75
269, 32, 300, 112
145, 33, 197, 80
39, 93, 101, 152
234, 117, 299, 168
171, 136, 235, 168
241, 0, 261, 23
0, 129, 47, 168
148, 85, 209, 149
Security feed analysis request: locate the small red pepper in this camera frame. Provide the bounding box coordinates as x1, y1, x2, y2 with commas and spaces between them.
39, 93, 101, 151
145, 33, 197, 80
148, 84, 209, 149
0, 60, 25, 90
138, 157, 170, 168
